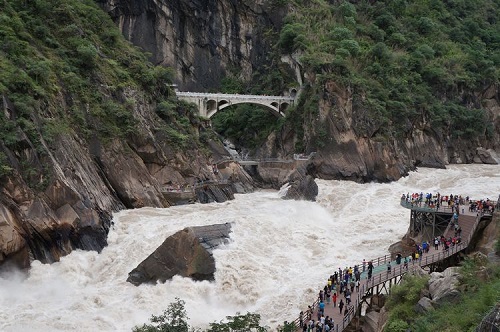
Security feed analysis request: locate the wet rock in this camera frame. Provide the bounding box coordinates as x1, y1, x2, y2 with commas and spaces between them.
474, 148, 498, 164
195, 183, 234, 203
283, 174, 318, 201
127, 223, 231, 286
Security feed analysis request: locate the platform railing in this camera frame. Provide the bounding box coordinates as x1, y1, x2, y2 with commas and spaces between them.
292, 211, 484, 331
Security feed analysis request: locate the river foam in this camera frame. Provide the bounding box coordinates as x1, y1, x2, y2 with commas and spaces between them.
0, 165, 499, 331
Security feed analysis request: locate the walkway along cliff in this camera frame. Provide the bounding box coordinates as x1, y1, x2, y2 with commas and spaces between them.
290, 198, 496, 332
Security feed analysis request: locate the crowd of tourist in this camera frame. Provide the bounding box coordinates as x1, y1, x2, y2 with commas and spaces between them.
296, 192, 498, 331
401, 192, 497, 215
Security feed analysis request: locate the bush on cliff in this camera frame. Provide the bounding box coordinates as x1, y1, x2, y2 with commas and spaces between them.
0, 0, 204, 183
384, 257, 500, 331
277, 0, 499, 149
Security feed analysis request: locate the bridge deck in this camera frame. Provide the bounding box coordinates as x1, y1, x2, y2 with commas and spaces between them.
294, 206, 485, 331
176, 91, 295, 101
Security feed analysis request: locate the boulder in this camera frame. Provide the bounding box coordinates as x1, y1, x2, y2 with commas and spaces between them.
428, 267, 461, 306
474, 147, 498, 164
363, 310, 381, 332
283, 174, 318, 201
415, 297, 434, 313
195, 183, 234, 203
127, 223, 231, 286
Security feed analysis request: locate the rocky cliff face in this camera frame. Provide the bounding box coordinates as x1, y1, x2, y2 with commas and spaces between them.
260, 79, 500, 182
98, 0, 285, 91
98, 0, 500, 183
0, 88, 253, 270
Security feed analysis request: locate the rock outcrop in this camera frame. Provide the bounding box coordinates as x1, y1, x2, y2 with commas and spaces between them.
98, 0, 286, 91
0, 86, 254, 270
127, 223, 231, 286
282, 174, 318, 201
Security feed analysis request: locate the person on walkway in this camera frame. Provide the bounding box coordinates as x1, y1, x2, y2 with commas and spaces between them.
307, 319, 315, 332
356, 279, 360, 292
299, 311, 304, 328
362, 259, 366, 272
403, 257, 408, 270
332, 292, 337, 307
326, 289, 331, 304
345, 290, 351, 305
339, 299, 344, 314
319, 300, 325, 315
387, 262, 392, 276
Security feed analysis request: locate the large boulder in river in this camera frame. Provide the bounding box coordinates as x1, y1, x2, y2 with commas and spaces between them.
283, 174, 318, 201
127, 223, 231, 286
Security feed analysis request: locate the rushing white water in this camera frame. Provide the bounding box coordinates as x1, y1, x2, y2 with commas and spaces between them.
0, 165, 499, 331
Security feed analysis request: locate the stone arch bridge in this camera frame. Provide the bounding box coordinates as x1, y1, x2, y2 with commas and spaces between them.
176, 91, 295, 118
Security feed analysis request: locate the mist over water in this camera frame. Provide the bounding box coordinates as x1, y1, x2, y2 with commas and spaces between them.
1, 165, 499, 331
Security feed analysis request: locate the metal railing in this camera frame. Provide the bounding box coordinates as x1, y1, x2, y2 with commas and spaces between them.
292, 212, 484, 331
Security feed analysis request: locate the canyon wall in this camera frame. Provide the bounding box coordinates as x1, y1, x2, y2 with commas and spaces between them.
98, 0, 286, 91
0, 88, 252, 270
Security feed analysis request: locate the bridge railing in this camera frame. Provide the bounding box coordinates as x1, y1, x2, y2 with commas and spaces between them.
399, 199, 455, 213
292, 212, 484, 331
176, 91, 295, 101
400, 199, 497, 215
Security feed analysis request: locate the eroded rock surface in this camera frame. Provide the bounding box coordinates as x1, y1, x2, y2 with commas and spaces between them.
428, 267, 461, 306
127, 223, 231, 286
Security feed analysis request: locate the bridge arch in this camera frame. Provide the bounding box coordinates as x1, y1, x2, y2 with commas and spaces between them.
176, 92, 295, 119
212, 100, 289, 118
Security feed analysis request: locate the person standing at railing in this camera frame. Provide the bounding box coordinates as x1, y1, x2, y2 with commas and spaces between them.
307, 305, 313, 320
367, 261, 373, 280
339, 299, 344, 314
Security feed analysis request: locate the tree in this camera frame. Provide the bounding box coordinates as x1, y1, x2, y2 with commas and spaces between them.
133, 298, 189, 332
134, 300, 270, 332
207, 313, 268, 332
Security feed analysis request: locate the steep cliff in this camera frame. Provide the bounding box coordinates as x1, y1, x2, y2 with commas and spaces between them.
0, 0, 253, 270
98, 0, 286, 91
101, 0, 500, 183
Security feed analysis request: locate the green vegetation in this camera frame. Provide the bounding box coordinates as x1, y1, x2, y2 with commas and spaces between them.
133, 298, 297, 332
277, 0, 499, 143
384, 256, 500, 331
0, 0, 200, 183
210, 65, 294, 149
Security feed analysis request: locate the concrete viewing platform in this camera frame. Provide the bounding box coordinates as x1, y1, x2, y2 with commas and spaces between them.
290, 196, 496, 331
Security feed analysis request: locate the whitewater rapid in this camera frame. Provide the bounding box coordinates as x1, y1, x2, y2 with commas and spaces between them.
0, 165, 499, 331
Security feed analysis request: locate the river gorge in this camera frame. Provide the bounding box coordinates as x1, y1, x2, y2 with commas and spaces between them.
0, 165, 499, 331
